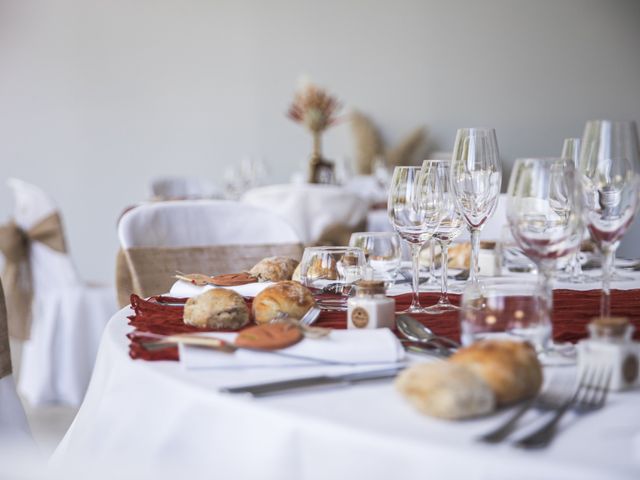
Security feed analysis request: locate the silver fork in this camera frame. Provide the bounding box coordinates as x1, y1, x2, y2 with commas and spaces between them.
478, 383, 567, 444
515, 365, 612, 449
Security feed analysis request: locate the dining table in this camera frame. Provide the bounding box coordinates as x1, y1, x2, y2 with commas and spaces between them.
52, 269, 640, 480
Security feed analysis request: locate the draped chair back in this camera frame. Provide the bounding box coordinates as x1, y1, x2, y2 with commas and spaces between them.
0, 179, 79, 339
116, 200, 303, 306
242, 184, 370, 245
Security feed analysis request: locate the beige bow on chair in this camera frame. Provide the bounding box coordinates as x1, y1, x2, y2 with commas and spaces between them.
0, 213, 67, 340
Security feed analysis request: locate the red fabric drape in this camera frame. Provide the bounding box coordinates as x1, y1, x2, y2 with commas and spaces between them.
127, 289, 640, 362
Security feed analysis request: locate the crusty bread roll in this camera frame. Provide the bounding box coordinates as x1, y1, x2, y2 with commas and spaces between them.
249, 256, 299, 282
396, 362, 495, 420
450, 340, 543, 405
183, 289, 250, 330
252, 281, 316, 324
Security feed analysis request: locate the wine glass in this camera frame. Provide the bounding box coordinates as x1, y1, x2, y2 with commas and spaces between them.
579, 154, 640, 316
559, 138, 593, 283
460, 278, 549, 349
348, 232, 402, 286
581, 120, 640, 285
507, 158, 582, 322
450, 128, 502, 284
387, 166, 431, 312
420, 159, 464, 313
299, 246, 366, 311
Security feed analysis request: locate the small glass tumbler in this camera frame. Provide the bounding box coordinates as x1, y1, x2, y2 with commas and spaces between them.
300, 246, 366, 311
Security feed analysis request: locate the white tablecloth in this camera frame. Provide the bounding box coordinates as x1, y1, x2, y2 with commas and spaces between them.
52, 301, 640, 479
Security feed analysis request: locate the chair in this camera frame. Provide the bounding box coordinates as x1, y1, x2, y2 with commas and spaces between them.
0, 279, 32, 448
3, 179, 116, 406
242, 184, 370, 245
116, 200, 302, 304
150, 176, 223, 200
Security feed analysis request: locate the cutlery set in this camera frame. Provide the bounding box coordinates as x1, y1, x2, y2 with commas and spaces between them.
478, 364, 612, 449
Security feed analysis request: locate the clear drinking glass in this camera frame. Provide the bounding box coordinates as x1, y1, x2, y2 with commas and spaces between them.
559, 138, 593, 283
387, 166, 431, 312
420, 159, 464, 313
349, 232, 402, 286
580, 120, 640, 292
299, 246, 366, 311
507, 158, 582, 329
460, 278, 550, 351
450, 128, 502, 284
579, 153, 640, 315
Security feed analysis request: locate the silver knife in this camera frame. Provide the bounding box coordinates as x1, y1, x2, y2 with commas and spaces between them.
219, 365, 405, 397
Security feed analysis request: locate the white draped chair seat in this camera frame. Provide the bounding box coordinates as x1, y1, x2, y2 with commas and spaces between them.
241, 184, 370, 245
6, 179, 117, 406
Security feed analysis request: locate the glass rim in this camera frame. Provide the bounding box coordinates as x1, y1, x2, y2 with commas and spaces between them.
391, 165, 422, 171
303, 246, 364, 253
585, 119, 638, 127
455, 127, 497, 133
465, 277, 542, 293
350, 231, 399, 238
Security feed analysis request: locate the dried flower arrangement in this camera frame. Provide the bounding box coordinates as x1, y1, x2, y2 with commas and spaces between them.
287, 82, 342, 183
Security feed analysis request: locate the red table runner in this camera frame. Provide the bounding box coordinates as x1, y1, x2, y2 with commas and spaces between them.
127, 289, 640, 362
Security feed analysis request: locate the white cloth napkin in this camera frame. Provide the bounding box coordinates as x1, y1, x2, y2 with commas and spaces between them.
169, 280, 272, 298
179, 328, 405, 369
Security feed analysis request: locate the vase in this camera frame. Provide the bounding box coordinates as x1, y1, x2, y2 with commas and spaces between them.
308, 131, 335, 184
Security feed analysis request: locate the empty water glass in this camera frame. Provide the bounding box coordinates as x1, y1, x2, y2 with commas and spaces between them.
349, 232, 402, 286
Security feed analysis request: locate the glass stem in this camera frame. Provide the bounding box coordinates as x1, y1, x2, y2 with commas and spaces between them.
429, 240, 436, 283
538, 267, 553, 324
601, 248, 615, 317
469, 227, 481, 283
439, 240, 450, 305
410, 242, 423, 309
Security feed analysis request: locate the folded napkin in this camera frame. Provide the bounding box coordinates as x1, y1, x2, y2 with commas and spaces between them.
179, 328, 405, 369
169, 280, 272, 298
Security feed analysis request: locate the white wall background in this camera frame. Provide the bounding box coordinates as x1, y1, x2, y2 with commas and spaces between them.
0, 0, 639, 283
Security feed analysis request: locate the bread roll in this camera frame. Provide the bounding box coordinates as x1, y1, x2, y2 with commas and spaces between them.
450, 340, 542, 405
252, 281, 316, 324
249, 257, 299, 282
183, 289, 250, 330
396, 362, 495, 420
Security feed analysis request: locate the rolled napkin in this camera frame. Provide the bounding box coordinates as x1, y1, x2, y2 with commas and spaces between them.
179, 328, 405, 369
169, 280, 272, 298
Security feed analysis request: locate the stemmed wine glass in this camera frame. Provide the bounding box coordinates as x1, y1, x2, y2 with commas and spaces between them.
581, 120, 640, 285
420, 159, 464, 313
507, 158, 583, 336
559, 138, 593, 283
387, 166, 430, 313
580, 120, 640, 316
450, 128, 502, 284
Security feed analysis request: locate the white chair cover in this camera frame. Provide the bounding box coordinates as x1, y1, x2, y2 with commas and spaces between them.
241, 184, 370, 244
7, 179, 117, 406
150, 176, 222, 200
118, 200, 300, 249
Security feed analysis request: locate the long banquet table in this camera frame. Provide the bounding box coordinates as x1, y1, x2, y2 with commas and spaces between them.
52, 277, 640, 480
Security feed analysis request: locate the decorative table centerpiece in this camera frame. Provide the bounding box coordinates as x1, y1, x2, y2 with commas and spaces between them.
287, 81, 341, 184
